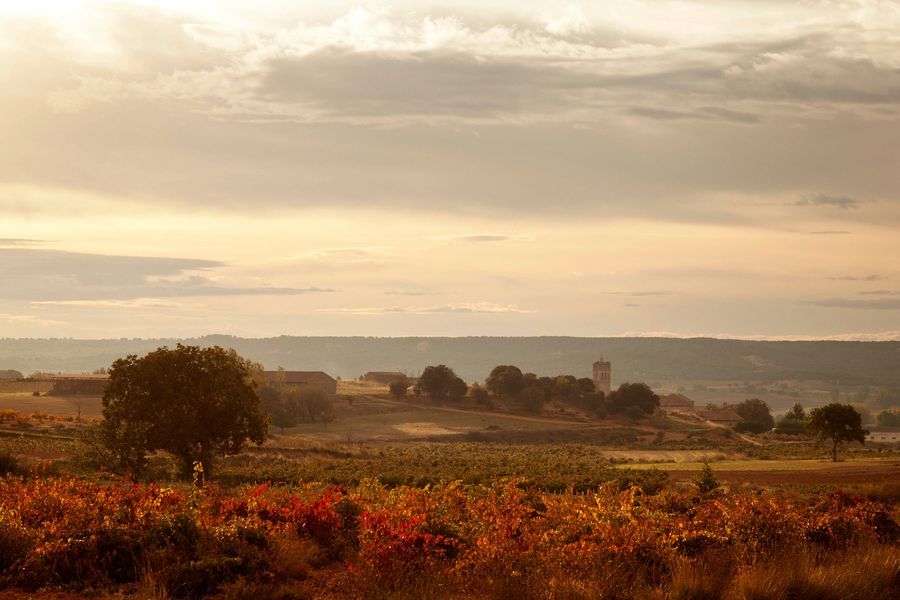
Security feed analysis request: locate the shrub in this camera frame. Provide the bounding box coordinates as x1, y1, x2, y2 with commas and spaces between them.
389, 381, 408, 400
0, 453, 17, 476
694, 462, 720, 495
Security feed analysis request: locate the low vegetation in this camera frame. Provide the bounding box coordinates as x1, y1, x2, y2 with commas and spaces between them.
0, 476, 897, 599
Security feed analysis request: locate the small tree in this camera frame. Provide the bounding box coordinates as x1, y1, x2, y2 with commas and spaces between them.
807, 403, 868, 462
694, 462, 720, 495
786, 403, 806, 421
100, 345, 268, 478
258, 383, 298, 434
470, 384, 491, 407
389, 380, 408, 399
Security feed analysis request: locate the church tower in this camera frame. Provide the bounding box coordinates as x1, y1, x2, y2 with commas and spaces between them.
592, 358, 611, 395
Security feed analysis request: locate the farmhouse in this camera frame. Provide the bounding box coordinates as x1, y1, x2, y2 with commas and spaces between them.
698, 406, 742, 427
47, 374, 109, 396
363, 371, 407, 385
658, 393, 695, 412
264, 370, 337, 395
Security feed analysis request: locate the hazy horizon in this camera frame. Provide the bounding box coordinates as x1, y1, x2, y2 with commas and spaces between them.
2, 1, 899, 339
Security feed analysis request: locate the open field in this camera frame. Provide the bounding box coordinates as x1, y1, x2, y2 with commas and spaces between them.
287, 394, 626, 443
625, 457, 900, 487
0, 393, 103, 418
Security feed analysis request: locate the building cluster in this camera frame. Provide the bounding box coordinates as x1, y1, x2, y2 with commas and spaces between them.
31, 359, 743, 428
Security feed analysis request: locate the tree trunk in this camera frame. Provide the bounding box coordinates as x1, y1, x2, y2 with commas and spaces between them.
832, 438, 838, 462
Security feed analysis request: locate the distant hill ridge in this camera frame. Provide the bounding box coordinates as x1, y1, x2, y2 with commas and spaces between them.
1, 336, 899, 387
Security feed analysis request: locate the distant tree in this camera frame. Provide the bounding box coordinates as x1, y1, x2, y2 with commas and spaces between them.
448, 376, 468, 401
417, 365, 466, 402
624, 405, 647, 421
298, 388, 334, 423
877, 409, 900, 428
389, 380, 408, 399
470, 384, 491, 407
775, 403, 808, 435
807, 403, 868, 462
607, 383, 659, 415
734, 398, 775, 434
258, 383, 298, 434
518, 385, 546, 414
874, 388, 900, 409
553, 375, 578, 402
786, 403, 806, 421
576, 378, 595, 396
852, 404, 874, 426
0, 370, 24, 380
485, 365, 525, 397
535, 376, 555, 395
100, 345, 267, 478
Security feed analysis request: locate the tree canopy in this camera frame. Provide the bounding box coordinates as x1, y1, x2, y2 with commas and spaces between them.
877, 409, 900, 428
100, 344, 267, 477
416, 365, 468, 401
807, 403, 868, 462
606, 383, 659, 415
775, 402, 808, 435
734, 398, 775, 434
485, 365, 525, 397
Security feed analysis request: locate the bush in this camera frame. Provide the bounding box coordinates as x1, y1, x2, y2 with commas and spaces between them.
389, 381, 408, 399
0, 453, 17, 476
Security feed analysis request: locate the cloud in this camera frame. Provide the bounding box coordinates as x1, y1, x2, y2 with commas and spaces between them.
31, 299, 180, 309
0, 248, 331, 301
317, 302, 534, 315
809, 230, 851, 235
628, 106, 759, 124
384, 291, 440, 296
827, 274, 883, 281
438, 234, 531, 243
858, 290, 900, 296
1, 2, 899, 230
0, 238, 44, 246
604, 291, 672, 297
803, 298, 900, 310
795, 193, 860, 209
40, 5, 900, 127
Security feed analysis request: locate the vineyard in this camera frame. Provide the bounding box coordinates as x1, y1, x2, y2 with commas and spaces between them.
0, 475, 897, 599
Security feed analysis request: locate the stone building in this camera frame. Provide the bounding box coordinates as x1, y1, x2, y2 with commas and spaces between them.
264, 371, 337, 395
659, 393, 695, 412
592, 359, 611, 395
47, 374, 109, 396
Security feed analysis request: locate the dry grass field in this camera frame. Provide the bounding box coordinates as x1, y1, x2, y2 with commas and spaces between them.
0, 393, 102, 418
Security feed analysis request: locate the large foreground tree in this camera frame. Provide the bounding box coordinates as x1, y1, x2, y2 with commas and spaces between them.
101, 344, 267, 478
807, 403, 868, 462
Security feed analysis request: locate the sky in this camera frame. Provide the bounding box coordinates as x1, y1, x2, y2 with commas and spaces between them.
1, 0, 899, 340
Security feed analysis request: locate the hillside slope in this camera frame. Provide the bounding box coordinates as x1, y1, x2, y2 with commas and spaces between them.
1, 336, 898, 386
